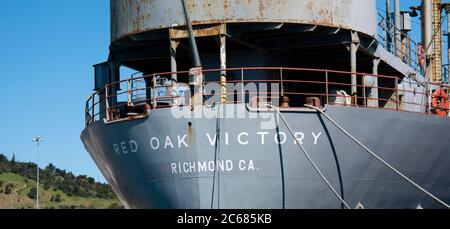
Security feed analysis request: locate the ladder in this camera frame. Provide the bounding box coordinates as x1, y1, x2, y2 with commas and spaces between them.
432, 0, 443, 83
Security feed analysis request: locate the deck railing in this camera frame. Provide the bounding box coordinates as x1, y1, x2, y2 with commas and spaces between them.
85, 67, 450, 126
377, 13, 424, 74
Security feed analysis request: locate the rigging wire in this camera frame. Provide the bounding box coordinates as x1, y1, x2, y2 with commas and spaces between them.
265, 104, 351, 209
305, 104, 450, 209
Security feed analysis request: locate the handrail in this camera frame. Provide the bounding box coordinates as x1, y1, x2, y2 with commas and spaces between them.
377, 12, 423, 74
85, 67, 450, 127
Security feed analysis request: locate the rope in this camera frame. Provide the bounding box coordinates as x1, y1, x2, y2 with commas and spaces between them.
210, 104, 222, 209
265, 104, 351, 209
305, 104, 450, 209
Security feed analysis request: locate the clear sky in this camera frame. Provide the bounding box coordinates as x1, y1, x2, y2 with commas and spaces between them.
0, 0, 447, 183
0, 1, 109, 181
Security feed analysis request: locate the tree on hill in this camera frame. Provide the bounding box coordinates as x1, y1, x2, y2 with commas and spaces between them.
27, 187, 37, 200
54, 193, 62, 202
0, 154, 7, 163
45, 163, 56, 174
0, 154, 8, 173
0, 153, 117, 200
50, 193, 62, 202
44, 182, 51, 191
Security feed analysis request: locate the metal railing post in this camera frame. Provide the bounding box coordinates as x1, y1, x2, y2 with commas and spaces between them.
105, 86, 110, 121
92, 94, 95, 123
280, 67, 284, 97
395, 78, 400, 111
428, 87, 431, 115
363, 75, 367, 107
241, 67, 244, 104
127, 79, 132, 106
325, 70, 329, 105
85, 100, 89, 127
153, 74, 157, 108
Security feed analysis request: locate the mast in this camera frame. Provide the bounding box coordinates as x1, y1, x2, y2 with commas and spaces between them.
181, 0, 202, 67
394, 0, 402, 57
422, 0, 433, 80
386, 0, 392, 51
181, 0, 204, 107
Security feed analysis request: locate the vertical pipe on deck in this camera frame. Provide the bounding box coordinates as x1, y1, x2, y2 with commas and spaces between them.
369, 58, 380, 108
351, 43, 357, 105
220, 34, 227, 104
394, 0, 402, 57
170, 39, 179, 104
350, 32, 359, 98
386, 0, 391, 51
220, 34, 227, 75
422, 0, 433, 80
181, 0, 202, 67
109, 62, 119, 108
407, 37, 412, 65
170, 39, 179, 81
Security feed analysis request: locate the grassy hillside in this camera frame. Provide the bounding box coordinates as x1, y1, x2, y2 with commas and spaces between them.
0, 154, 123, 209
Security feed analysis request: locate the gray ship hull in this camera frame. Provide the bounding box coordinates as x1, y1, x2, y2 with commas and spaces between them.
81, 105, 450, 209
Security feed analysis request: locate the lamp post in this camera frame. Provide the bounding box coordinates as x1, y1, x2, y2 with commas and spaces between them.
32, 136, 46, 209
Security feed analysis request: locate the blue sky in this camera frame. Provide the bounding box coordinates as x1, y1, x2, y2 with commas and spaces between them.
0, 1, 109, 181
0, 0, 447, 183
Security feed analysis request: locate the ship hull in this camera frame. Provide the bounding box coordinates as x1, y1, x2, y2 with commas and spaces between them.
81, 105, 450, 209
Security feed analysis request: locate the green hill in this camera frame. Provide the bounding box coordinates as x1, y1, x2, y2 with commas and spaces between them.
0, 154, 123, 209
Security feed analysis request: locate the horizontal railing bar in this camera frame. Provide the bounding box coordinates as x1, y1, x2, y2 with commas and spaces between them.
86, 66, 450, 126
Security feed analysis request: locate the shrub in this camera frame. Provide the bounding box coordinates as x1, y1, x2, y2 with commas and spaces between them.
27, 187, 37, 199
4, 183, 14, 195
51, 194, 62, 202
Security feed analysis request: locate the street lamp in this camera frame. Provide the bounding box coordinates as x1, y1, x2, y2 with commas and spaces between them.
32, 136, 46, 209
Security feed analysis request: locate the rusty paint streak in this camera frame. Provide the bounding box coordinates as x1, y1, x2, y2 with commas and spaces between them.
170, 24, 222, 39
111, 0, 375, 42
258, 0, 265, 19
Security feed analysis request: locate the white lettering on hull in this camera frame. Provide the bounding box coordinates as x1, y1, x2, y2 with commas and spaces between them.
203, 131, 322, 147
113, 140, 139, 155
112, 131, 322, 154
170, 160, 256, 174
